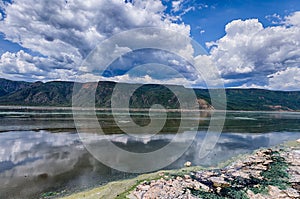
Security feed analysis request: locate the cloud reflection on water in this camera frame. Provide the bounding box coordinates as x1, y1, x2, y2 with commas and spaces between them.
0, 130, 299, 198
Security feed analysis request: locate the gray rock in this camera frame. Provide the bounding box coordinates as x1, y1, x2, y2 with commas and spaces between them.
209, 177, 230, 188
284, 188, 300, 198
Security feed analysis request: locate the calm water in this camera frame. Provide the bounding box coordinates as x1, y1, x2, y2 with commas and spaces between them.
0, 107, 300, 198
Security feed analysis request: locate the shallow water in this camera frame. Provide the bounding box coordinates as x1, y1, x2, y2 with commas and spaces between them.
0, 107, 299, 198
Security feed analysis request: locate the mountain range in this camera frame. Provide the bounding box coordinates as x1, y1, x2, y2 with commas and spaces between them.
0, 78, 300, 111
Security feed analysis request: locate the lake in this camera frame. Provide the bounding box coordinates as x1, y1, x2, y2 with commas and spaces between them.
0, 106, 299, 198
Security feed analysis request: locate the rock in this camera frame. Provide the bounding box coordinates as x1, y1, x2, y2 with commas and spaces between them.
140, 185, 150, 191
246, 190, 265, 199
284, 188, 300, 198
184, 175, 191, 179
256, 151, 266, 157
196, 171, 215, 179
192, 182, 210, 192
209, 177, 230, 188
176, 176, 183, 181
184, 161, 192, 167
264, 148, 273, 154
268, 185, 288, 198
246, 190, 255, 198
250, 170, 263, 179
250, 164, 267, 171
262, 160, 273, 165
133, 191, 144, 199
289, 175, 300, 183
131, 145, 300, 199
199, 183, 210, 192
231, 171, 250, 179
297, 139, 300, 143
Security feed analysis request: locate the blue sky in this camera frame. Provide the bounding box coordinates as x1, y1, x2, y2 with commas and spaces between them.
175, 0, 300, 47
0, 0, 300, 90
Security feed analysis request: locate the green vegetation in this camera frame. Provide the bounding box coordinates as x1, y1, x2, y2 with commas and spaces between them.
190, 190, 229, 199
191, 188, 249, 199
1, 78, 300, 111
115, 179, 145, 199
41, 191, 59, 198
189, 150, 290, 198
258, 152, 290, 190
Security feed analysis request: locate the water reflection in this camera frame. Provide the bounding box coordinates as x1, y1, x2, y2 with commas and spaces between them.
1, 108, 300, 198
0, 130, 299, 198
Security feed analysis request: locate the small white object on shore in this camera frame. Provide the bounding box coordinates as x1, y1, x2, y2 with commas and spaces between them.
184, 161, 192, 167
297, 139, 300, 143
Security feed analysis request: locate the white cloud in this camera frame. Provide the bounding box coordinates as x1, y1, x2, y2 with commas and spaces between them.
268, 67, 300, 90
265, 13, 283, 25
207, 15, 300, 90
284, 11, 300, 27
236, 67, 300, 91
2, 1, 299, 91
172, 0, 182, 12
169, 59, 180, 65
0, 0, 192, 82
1, 0, 172, 59
0, 1, 5, 9
109, 74, 192, 86
207, 19, 263, 76
133, 0, 165, 13
192, 55, 224, 88
76, 72, 192, 87
167, 0, 198, 22
0, 50, 77, 81
1, 51, 45, 75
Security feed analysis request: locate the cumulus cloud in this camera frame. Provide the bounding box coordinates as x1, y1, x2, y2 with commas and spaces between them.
207, 19, 263, 76
267, 67, 300, 90
207, 14, 300, 90
284, 11, 300, 26
0, 50, 77, 81
2, 0, 299, 91
0, 51, 44, 75
1, 0, 175, 59
74, 72, 194, 88
236, 67, 300, 91
0, 0, 192, 82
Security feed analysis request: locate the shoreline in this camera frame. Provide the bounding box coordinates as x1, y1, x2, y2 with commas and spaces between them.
57, 140, 300, 199
0, 105, 299, 113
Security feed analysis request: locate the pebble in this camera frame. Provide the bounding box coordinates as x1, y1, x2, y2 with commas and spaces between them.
184, 161, 192, 167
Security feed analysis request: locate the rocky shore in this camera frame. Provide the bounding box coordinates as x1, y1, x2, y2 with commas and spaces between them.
60, 140, 300, 199
129, 140, 300, 199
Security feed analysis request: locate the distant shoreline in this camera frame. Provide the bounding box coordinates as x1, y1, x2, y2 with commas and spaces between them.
0, 105, 299, 113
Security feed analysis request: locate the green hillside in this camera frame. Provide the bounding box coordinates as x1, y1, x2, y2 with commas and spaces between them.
0, 78, 299, 111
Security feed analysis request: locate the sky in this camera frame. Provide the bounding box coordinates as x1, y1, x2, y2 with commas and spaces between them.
0, 0, 300, 90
